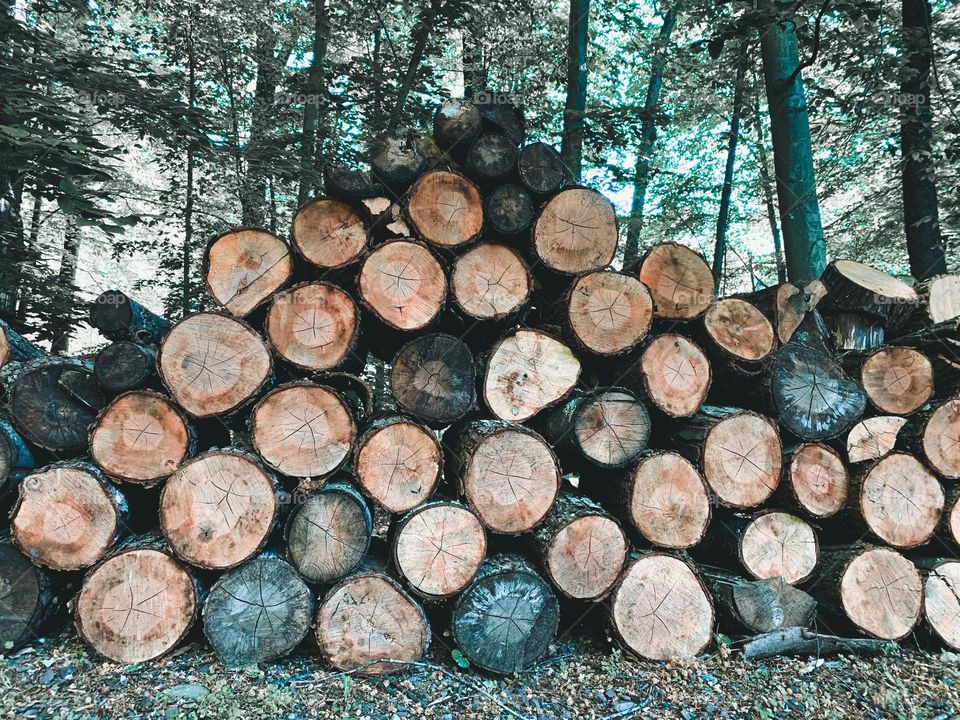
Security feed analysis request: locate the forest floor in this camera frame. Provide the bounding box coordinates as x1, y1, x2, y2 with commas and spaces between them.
1, 629, 957, 720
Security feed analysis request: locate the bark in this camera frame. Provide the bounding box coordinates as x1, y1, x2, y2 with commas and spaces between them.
49, 219, 81, 354
0, 416, 35, 501
298, 0, 330, 205
0, 540, 58, 650
752, 78, 786, 284
744, 627, 889, 660
702, 572, 816, 635
88, 290, 170, 345
561, 0, 590, 182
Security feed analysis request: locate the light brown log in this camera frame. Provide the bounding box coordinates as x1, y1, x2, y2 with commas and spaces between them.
405, 171, 483, 248
266, 282, 361, 371
75, 546, 197, 663
924, 560, 960, 650
250, 383, 354, 478
783, 443, 849, 518
157, 313, 272, 418
532, 188, 618, 275
859, 451, 943, 548
610, 553, 714, 661
160, 450, 279, 570
358, 239, 447, 331
450, 243, 530, 321
739, 511, 819, 584
846, 416, 906, 464
919, 274, 960, 324
637, 242, 715, 319
90, 391, 191, 485
631, 333, 712, 418
702, 298, 775, 362
205, 228, 293, 317
290, 197, 369, 269
390, 334, 476, 427
819, 259, 919, 330
856, 346, 934, 415
565, 270, 653, 356
354, 416, 442, 513
899, 398, 960, 479
392, 500, 487, 599
482, 329, 581, 422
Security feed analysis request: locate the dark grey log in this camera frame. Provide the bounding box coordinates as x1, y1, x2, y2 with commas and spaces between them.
466, 133, 517, 182
0, 416, 35, 501
818, 259, 919, 331
94, 341, 157, 395
0, 540, 59, 650
743, 627, 889, 660
474, 94, 526, 144
702, 570, 816, 635
390, 334, 475, 428
517, 142, 566, 196
0, 319, 43, 368
822, 312, 885, 351
485, 184, 534, 235
433, 98, 482, 149
323, 163, 386, 199
370, 133, 428, 188
88, 290, 170, 344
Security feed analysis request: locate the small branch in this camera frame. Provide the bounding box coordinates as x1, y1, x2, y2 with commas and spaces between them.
743, 627, 891, 660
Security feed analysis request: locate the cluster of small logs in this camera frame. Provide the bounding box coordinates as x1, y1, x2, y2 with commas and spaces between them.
2, 94, 960, 674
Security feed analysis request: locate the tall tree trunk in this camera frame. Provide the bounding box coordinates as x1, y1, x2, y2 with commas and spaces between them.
901, 0, 946, 279
298, 0, 329, 206
182, 13, 196, 319
18, 188, 42, 321
561, 0, 589, 183
49, 220, 80, 354
713, 44, 749, 282
462, 29, 485, 97
0, 0, 25, 321
243, 28, 284, 226
623, 8, 677, 267
752, 79, 786, 284
758, 3, 826, 282
387, 0, 441, 134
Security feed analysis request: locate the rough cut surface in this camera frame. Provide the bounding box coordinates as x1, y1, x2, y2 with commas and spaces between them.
354, 418, 441, 514
859, 452, 943, 548
571, 390, 650, 468
450, 243, 530, 320
291, 197, 368, 269
922, 399, 960, 479
859, 347, 933, 415
540, 505, 626, 600
924, 561, 960, 650
847, 416, 906, 463
205, 228, 293, 316
532, 188, 618, 274
390, 334, 475, 427
638, 334, 711, 417
739, 512, 818, 584
566, 270, 653, 355
358, 240, 446, 331
702, 411, 782, 508
787, 443, 848, 517
266, 282, 360, 371
624, 452, 711, 549
405, 171, 483, 248
703, 298, 775, 361
638, 242, 715, 319
839, 547, 922, 640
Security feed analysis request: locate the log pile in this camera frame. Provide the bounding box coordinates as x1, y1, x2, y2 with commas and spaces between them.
1, 94, 959, 674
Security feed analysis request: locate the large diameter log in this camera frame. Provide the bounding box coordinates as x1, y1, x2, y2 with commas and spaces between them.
637, 242, 715, 319
158, 312, 272, 418
847, 346, 934, 415
452, 554, 559, 674
290, 197, 368, 270
390, 334, 475, 427
203, 554, 314, 668
446, 420, 560, 534
392, 500, 486, 600
781, 443, 849, 518
483, 329, 580, 422
610, 553, 714, 661
485, 184, 534, 235
94, 341, 156, 395
898, 398, 960, 479
88, 290, 170, 344
433, 98, 482, 149
204, 228, 293, 317
0, 417, 35, 501
358, 239, 447, 332
450, 243, 530, 322
701, 298, 776, 363
565, 270, 653, 357
0, 541, 58, 650
12, 462, 128, 571
517, 142, 566, 196
250, 383, 355, 479
532, 494, 627, 601
924, 560, 960, 650
90, 390, 191, 486
625, 333, 712, 418
535, 388, 650, 470
75, 545, 198, 663
859, 452, 943, 548
285, 481, 372, 584
532, 188, 617, 275
703, 572, 816, 634
819, 259, 919, 330
266, 282, 361, 372
738, 511, 819, 584
371, 133, 428, 188
466, 132, 517, 182
405, 171, 483, 249
0, 319, 43, 369
847, 415, 906, 464
354, 416, 442, 513
315, 568, 430, 674
160, 450, 279, 570
769, 342, 866, 441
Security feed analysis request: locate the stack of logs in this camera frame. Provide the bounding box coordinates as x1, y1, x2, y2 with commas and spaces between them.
2, 94, 960, 673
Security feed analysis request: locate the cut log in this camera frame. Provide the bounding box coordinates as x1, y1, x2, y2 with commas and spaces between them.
157, 312, 272, 418
371, 133, 428, 188
898, 398, 960, 479
90, 390, 191, 485
476, 96, 526, 143
0, 319, 43, 369
75, 544, 197, 663
323, 164, 385, 199
942, 487, 960, 548
859, 452, 943, 548
781, 443, 849, 518
315, 567, 430, 674
610, 553, 714, 661
768, 342, 866, 441
452, 554, 559, 674
0, 417, 35, 501
94, 341, 156, 395
924, 560, 960, 650
450, 243, 530, 321
743, 627, 889, 660
266, 281, 361, 371
532, 494, 627, 600
160, 449, 279, 570
738, 282, 822, 344
433, 98, 482, 149
0, 541, 58, 650
535, 388, 650, 469
823, 312, 885, 351
484, 184, 534, 235
847, 416, 906, 464
482, 329, 581, 422
738, 511, 819, 584
358, 239, 447, 332
624, 333, 712, 418
819, 259, 919, 330
390, 334, 475, 427
405, 171, 483, 248
204, 228, 293, 317
517, 142, 566, 196
203, 554, 314, 668
847, 346, 934, 415
532, 188, 618, 275
316, 371, 374, 422
917, 274, 960, 324
466, 132, 517, 182
354, 416, 442, 514
565, 270, 653, 357
703, 572, 816, 634
11, 462, 128, 571
701, 298, 776, 363
250, 383, 355, 478
671, 407, 782, 508
446, 420, 560, 535
637, 242, 715, 320
88, 290, 170, 344
285, 481, 372, 584
290, 197, 369, 270
392, 500, 487, 600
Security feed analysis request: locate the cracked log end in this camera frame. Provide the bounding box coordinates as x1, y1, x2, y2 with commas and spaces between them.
466, 132, 518, 182
205, 228, 293, 317
625, 452, 711, 549
405, 171, 483, 248
924, 560, 960, 650
518, 142, 566, 196
846, 416, 906, 464
860, 347, 933, 415
94, 341, 156, 395
451, 243, 530, 321
291, 197, 368, 269
266, 282, 359, 371
704, 298, 775, 362
485, 184, 534, 235
572, 389, 650, 468
739, 511, 819, 584
359, 239, 447, 331
637, 242, 715, 320
354, 417, 441, 514
839, 546, 922, 640
433, 98, 482, 149
787, 443, 849, 518
533, 188, 617, 275
640, 333, 711, 417
859, 452, 943, 548
703, 411, 782, 508
567, 270, 653, 356
390, 334, 475, 427
921, 398, 960, 478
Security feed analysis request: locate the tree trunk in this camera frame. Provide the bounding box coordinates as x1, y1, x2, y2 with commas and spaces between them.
819, 259, 920, 331
88, 290, 170, 345
736, 510, 819, 584
743, 627, 889, 659
387, 0, 440, 133
560, 0, 589, 182
466, 132, 518, 183
389, 333, 475, 427
450, 243, 531, 322
700, 298, 776, 364
205, 228, 293, 318
775, 443, 849, 518
94, 341, 157, 395
843, 346, 933, 415
298, 0, 329, 205
48, 220, 81, 354
433, 98, 482, 150
858, 451, 943, 548
0, 318, 43, 369
532, 187, 618, 276
703, 571, 816, 635
0, 540, 58, 650
751, 79, 786, 284
182, 12, 197, 317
